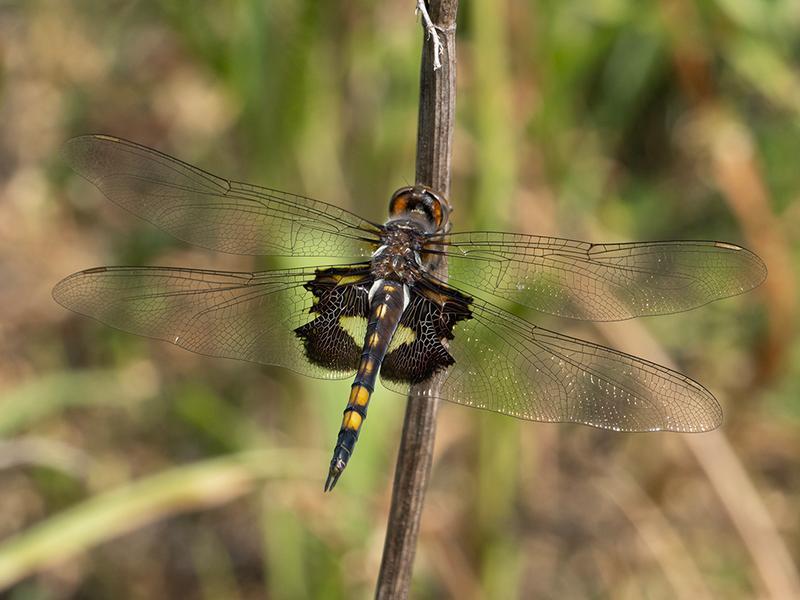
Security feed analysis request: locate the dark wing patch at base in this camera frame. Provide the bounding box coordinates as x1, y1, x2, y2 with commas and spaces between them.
381, 281, 472, 385
295, 266, 372, 372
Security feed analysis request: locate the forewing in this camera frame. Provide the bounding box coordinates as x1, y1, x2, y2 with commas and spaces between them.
382, 298, 722, 432
52, 265, 369, 380
430, 233, 766, 321
63, 135, 383, 258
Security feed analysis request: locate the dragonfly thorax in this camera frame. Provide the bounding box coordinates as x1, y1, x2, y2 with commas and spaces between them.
371, 225, 425, 284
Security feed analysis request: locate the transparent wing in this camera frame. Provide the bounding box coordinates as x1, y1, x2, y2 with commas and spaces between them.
52, 265, 357, 380
382, 298, 722, 432
427, 233, 766, 321
63, 135, 383, 258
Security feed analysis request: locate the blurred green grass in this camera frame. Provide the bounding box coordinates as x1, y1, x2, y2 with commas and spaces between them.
0, 0, 798, 598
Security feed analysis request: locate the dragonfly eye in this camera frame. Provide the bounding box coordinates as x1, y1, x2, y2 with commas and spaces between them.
389, 186, 448, 231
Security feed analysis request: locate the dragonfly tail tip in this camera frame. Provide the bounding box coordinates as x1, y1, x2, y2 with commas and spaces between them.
324, 454, 348, 492
324, 468, 342, 492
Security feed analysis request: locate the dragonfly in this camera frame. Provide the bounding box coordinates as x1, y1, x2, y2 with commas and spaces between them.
53, 135, 767, 491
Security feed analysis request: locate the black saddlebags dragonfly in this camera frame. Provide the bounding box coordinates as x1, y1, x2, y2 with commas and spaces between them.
53, 135, 766, 490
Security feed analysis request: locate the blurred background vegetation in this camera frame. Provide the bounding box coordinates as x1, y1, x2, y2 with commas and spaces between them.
0, 0, 798, 598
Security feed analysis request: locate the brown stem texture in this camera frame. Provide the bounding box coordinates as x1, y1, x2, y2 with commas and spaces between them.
375, 1, 459, 598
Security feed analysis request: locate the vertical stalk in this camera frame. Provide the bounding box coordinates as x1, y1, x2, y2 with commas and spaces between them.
375, 2, 458, 598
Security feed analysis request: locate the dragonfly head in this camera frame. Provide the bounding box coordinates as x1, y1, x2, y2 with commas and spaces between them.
389, 185, 449, 233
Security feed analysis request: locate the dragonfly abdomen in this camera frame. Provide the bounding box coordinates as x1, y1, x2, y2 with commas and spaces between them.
324, 280, 409, 491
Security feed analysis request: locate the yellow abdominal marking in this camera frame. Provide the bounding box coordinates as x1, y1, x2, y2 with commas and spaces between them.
368, 332, 380, 348
376, 303, 388, 319
349, 385, 371, 407
362, 357, 375, 374
342, 410, 363, 430
388, 324, 416, 352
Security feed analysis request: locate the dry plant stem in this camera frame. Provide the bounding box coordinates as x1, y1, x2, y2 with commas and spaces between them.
416, 0, 444, 70
375, 2, 458, 598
